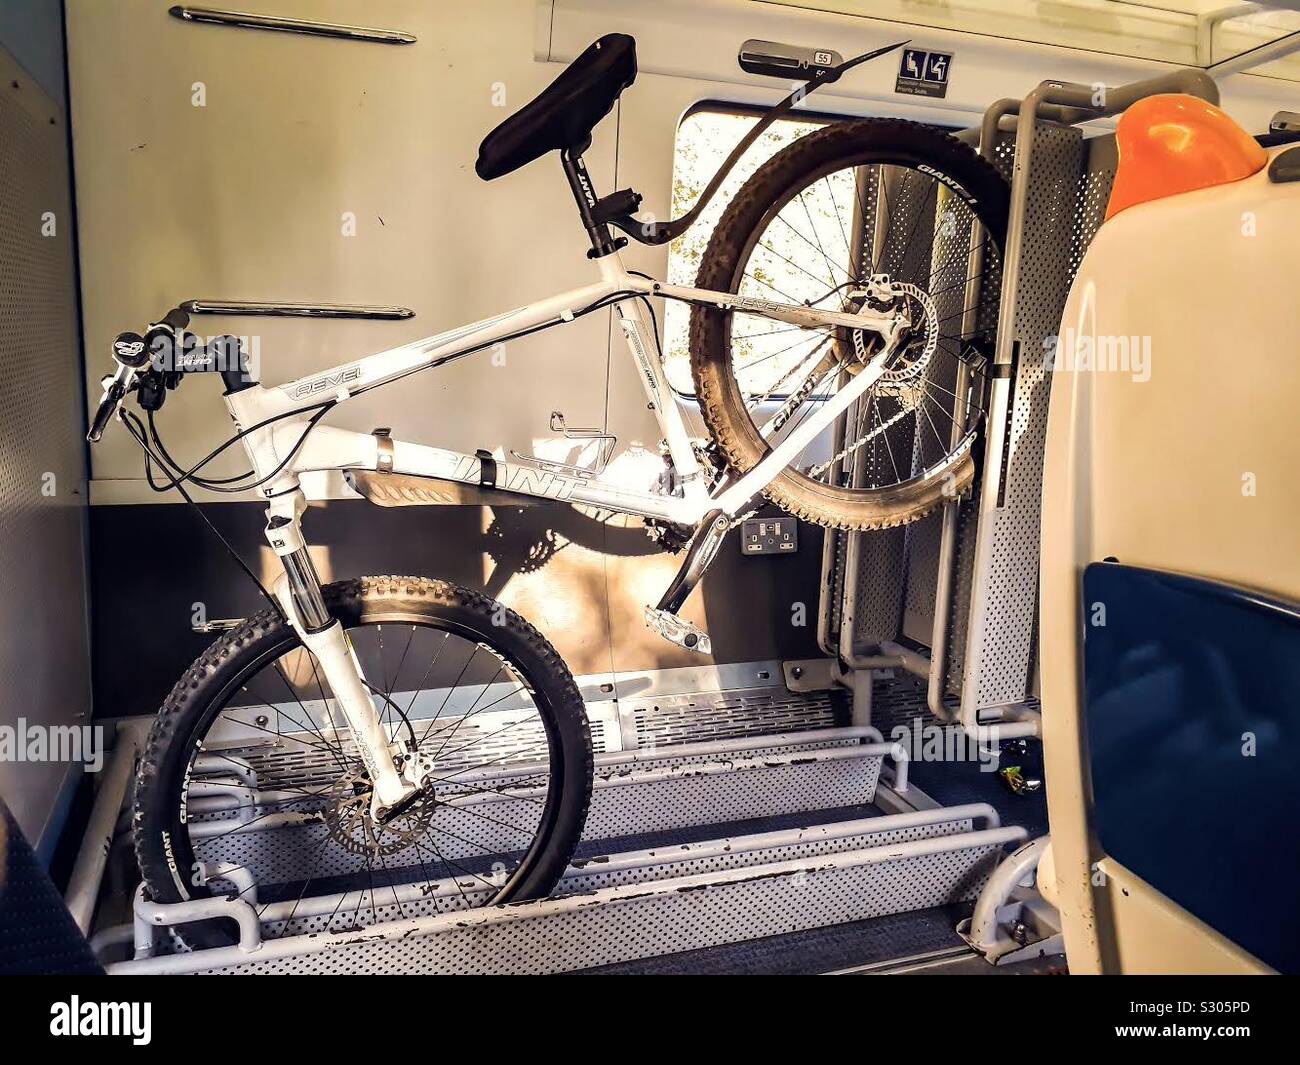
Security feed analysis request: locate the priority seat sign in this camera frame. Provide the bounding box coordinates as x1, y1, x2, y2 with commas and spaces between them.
896, 47, 953, 98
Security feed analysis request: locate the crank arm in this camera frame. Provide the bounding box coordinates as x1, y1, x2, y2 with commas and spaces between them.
644, 509, 730, 654
656, 510, 730, 614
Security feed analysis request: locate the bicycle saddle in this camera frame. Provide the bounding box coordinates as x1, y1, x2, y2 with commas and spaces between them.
476, 33, 637, 181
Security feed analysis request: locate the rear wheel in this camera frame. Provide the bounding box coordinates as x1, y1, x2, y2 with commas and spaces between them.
691, 118, 1010, 530
133, 576, 593, 948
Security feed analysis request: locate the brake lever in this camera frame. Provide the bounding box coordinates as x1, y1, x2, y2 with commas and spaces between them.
607, 39, 910, 246
87, 363, 134, 443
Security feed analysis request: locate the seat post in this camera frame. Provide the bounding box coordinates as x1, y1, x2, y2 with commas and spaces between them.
561, 144, 622, 258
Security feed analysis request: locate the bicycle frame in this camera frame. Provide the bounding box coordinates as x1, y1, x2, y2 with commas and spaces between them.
228, 249, 903, 523
225, 248, 904, 814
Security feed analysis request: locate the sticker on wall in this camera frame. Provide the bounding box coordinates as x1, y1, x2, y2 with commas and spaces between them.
896, 47, 952, 98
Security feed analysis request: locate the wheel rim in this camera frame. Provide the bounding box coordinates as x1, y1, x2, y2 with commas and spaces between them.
169, 609, 565, 939
716, 151, 1003, 504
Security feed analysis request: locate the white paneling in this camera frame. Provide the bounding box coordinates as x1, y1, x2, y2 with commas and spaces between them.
69, 0, 1300, 503
550, 0, 1300, 129
68, 0, 624, 497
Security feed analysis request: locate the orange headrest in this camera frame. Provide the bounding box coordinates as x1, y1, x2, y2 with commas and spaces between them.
1105, 94, 1267, 221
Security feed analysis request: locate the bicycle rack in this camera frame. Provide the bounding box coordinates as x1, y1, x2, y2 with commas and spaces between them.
819, 67, 1221, 740
178, 727, 908, 889
112, 800, 1023, 974
81, 680, 1035, 974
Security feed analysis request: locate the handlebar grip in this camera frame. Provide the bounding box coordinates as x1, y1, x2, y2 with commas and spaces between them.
87, 380, 125, 443
159, 307, 190, 332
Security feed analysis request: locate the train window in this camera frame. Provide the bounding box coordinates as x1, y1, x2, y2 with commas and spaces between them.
662, 104, 840, 394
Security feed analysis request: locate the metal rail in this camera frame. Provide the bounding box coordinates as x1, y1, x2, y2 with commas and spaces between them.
167, 6, 417, 45
180, 299, 415, 320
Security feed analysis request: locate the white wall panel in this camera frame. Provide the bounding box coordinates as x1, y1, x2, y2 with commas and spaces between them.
69, 0, 1300, 501
69, 0, 626, 498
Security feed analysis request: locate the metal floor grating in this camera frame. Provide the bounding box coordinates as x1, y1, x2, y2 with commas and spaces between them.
575, 903, 972, 975
624, 686, 849, 749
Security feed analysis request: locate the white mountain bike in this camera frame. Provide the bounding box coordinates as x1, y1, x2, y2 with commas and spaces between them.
89, 34, 1008, 944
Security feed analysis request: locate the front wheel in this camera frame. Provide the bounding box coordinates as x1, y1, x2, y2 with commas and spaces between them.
691, 118, 1010, 530
133, 576, 593, 948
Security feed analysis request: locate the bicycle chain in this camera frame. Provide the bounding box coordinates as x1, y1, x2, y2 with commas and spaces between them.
808, 402, 913, 480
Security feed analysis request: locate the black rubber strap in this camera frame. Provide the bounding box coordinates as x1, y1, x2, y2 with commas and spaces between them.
475, 448, 497, 488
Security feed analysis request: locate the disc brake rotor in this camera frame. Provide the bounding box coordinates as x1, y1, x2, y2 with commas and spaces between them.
322, 770, 436, 857
805, 280, 943, 480
849, 281, 940, 402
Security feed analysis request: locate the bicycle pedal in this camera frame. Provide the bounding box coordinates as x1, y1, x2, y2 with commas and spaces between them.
643, 606, 712, 655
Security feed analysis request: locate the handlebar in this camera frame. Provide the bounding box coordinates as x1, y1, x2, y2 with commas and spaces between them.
156, 307, 191, 332
86, 306, 195, 444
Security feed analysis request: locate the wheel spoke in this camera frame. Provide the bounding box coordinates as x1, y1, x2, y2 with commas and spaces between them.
157, 604, 569, 941
713, 148, 1000, 502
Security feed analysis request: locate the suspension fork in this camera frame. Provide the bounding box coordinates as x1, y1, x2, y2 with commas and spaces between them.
263, 492, 412, 814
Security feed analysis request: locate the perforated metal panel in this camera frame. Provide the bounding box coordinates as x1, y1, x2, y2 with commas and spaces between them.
626, 687, 847, 746
820, 120, 1115, 713
940, 133, 1014, 696
823, 148, 1005, 664
120, 824, 1022, 974
941, 493, 983, 694
843, 166, 920, 649
188, 729, 885, 885
186, 846, 1007, 974
243, 813, 980, 939
960, 124, 1114, 715
0, 50, 92, 840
